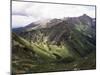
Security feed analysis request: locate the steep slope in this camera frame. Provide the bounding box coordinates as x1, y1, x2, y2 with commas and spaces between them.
12, 14, 96, 74
15, 14, 95, 57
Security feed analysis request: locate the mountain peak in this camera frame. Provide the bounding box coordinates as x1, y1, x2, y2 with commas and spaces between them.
80, 14, 91, 19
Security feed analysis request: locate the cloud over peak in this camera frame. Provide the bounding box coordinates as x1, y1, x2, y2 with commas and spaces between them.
12, 1, 95, 28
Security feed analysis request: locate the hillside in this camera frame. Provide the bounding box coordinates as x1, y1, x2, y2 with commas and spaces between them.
12, 14, 96, 74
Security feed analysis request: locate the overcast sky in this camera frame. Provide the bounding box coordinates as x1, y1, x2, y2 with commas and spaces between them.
12, 1, 95, 28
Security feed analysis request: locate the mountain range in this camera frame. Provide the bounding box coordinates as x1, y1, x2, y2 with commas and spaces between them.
12, 14, 96, 74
